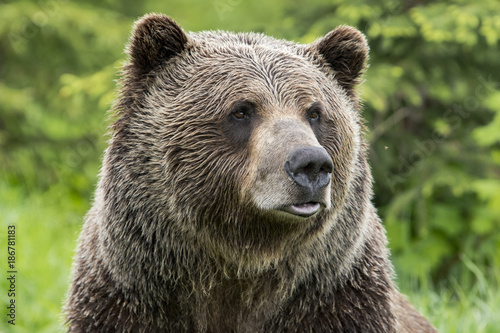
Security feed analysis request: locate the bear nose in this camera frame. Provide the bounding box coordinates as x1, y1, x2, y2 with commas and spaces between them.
285, 147, 333, 190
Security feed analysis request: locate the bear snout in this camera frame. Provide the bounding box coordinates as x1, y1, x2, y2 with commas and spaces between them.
285, 146, 333, 192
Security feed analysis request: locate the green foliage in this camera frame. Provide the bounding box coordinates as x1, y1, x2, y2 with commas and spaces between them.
1, 0, 499, 331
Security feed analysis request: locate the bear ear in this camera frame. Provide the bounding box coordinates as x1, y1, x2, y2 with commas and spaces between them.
312, 26, 369, 94
127, 14, 189, 73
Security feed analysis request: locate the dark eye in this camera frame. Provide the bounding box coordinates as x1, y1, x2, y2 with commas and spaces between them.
232, 109, 247, 120
231, 101, 253, 121
222, 101, 255, 145
307, 102, 323, 122
309, 110, 320, 120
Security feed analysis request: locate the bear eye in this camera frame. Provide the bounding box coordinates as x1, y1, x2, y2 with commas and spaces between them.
230, 101, 254, 121
309, 111, 320, 120
223, 100, 255, 145
307, 102, 323, 122
233, 109, 247, 120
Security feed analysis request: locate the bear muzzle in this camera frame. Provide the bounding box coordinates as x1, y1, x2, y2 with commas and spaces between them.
280, 146, 333, 217
248, 119, 333, 219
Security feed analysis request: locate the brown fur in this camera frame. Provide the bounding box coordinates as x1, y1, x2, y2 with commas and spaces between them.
65, 13, 437, 332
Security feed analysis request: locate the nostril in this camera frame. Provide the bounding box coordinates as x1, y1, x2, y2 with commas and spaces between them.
320, 160, 333, 174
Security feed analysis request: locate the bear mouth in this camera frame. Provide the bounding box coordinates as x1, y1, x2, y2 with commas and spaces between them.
280, 202, 321, 217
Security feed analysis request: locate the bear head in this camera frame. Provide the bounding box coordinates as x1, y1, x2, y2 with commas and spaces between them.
104, 14, 370, 276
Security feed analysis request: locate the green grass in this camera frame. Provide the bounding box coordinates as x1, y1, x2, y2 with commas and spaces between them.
1, 184, 499, 332
403, 278, 500, 333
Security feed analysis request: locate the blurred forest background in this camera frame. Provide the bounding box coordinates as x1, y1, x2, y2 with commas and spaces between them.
1, 0, 499, 332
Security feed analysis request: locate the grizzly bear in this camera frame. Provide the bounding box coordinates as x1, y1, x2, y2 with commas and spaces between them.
65, 13, 437, 333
